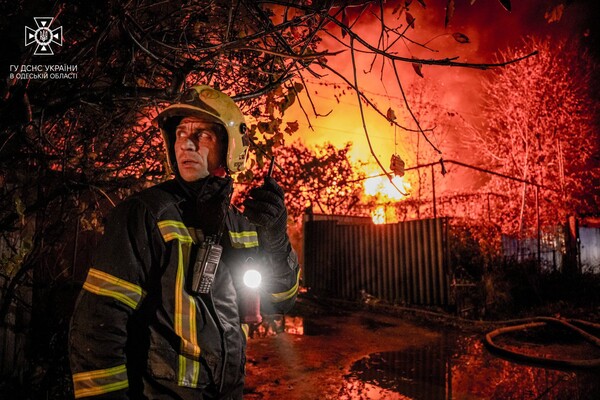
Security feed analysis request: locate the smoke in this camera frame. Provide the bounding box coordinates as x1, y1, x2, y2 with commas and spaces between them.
283, 1, 482, 168
285, 0, 598, 181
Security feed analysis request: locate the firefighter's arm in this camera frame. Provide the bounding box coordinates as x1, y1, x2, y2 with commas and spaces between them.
243, 177, 300, 313
69, 198, 157, 399
259, 247, 300, 314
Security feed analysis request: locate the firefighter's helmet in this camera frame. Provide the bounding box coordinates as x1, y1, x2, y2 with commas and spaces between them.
156, 85, 249, 174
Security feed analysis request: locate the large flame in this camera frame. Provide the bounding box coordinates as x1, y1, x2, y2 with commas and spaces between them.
370, 205, 401, 225
371, 206, 386, 224
364, 173, 411, 224
364, 174, 410, 201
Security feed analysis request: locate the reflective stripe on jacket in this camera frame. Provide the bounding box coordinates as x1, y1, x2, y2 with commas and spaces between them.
69, 179, 299, 399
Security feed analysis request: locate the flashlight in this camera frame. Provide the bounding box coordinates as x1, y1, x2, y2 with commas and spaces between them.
243, 269, 262, 289
240, 262, 262, 324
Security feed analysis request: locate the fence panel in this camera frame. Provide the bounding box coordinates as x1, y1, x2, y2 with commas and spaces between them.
304, 218, 449, 306
580, 227, 600, 273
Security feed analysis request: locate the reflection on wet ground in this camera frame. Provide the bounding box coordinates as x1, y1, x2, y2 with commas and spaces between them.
251, 314, 396, 337
284, 316, 304, 335
340, 334, 600, 399
249, 314, 599, 399
249, 314, 341, 337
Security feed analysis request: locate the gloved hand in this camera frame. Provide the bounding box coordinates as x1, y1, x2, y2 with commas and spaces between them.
243, 177, 290, 256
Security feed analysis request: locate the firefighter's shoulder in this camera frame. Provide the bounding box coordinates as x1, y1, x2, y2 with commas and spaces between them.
126, 179, 185, 218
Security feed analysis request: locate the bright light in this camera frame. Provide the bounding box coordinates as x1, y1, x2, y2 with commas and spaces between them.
243, 269, 262, 289
364, 174, 410, 201
364, 172, 410, 224
371, 205, 401, 225
371, 206, 386, 224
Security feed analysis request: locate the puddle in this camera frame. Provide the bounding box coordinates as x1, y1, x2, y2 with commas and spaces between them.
340, 334, 600, 399
284, 316, 305, 335
249, 315, 340, 337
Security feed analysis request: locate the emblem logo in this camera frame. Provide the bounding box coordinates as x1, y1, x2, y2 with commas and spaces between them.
25, 17, 63, 56
200, 88, 220, 100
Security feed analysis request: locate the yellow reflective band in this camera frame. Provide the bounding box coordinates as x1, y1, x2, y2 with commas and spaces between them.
229, 230, 259, 248
159, 220, 193, 243
241, 323, 249, 340
72, 364, 128, 398
83, 268, 144, 309
173, 240, 201, 387
187, 288, 200, 357
178, 355, 201, 388
271, 269, 301, 303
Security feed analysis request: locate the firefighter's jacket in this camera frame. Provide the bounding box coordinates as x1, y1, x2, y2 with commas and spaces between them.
69, 178, 300, 399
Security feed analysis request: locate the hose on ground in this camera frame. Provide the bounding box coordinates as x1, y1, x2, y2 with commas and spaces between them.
484, 317, 600, 369
300, 294, 600, 368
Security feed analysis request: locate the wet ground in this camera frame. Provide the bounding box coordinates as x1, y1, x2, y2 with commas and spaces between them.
243, 297, 600, 399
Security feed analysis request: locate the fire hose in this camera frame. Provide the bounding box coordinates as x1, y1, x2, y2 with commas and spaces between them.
306, 294, 600, 369
484, 317, 600, 369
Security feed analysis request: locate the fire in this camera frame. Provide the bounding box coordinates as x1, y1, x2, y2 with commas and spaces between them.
364, 174, 410, 201
364, 173, 411, 224
371, 206, 386, 224
370, 205, 400, 225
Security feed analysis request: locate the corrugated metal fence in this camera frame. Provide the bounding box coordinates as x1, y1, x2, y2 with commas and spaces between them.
304, 217, 449, 306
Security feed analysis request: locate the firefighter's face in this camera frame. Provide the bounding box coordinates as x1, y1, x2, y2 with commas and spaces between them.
174, 117, 225, 182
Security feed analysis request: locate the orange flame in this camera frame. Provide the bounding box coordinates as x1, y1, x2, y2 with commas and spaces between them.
371, 206, 386, 224
364, 174, 411, 201
364, 173, 410, 224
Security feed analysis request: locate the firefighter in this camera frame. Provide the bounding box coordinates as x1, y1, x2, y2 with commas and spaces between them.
69, 85, 300, 399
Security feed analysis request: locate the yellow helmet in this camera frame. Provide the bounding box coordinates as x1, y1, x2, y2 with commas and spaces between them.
156, 85, 249, 173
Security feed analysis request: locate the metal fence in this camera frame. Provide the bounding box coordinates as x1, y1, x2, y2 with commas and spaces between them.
303, 217, 449, 306
501, 226, 600, 274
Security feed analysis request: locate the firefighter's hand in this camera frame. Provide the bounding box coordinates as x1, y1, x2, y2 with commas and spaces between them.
243, 177, 289, 254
